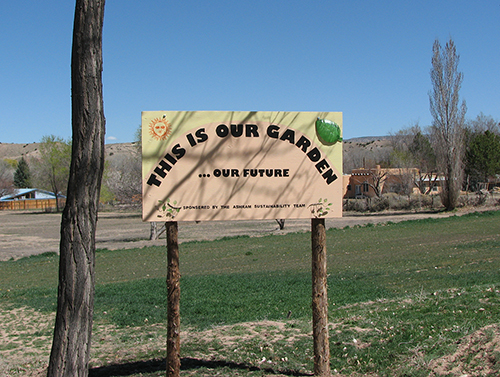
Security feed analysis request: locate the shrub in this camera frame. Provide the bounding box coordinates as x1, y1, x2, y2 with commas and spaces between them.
385, 193, 411, 211
409, 193, 439, 209
457, 192, 489, 208
344, 193, 443, 213
368, 196, 389, 212
343, 198, 369, 212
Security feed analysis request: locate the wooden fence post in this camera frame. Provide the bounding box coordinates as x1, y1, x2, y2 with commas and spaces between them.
166, 221, 181, 377
311, 218, 331, 376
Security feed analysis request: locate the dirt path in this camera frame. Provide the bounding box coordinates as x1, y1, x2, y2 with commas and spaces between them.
0, 206, 497, 261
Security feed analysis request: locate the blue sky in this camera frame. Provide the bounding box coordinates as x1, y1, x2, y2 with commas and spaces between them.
1, 1, 499, 144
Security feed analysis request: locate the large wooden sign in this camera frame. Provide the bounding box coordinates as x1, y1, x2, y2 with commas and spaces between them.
142, 111, 342, 222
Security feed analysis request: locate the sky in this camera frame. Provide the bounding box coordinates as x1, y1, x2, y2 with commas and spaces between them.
1, 0, 499, 144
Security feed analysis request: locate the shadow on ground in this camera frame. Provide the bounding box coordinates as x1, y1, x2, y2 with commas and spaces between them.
89, 357, 312, 376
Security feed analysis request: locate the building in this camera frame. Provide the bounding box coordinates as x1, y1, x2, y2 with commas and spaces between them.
343, 166, 442, 199
0, 188, 66, 210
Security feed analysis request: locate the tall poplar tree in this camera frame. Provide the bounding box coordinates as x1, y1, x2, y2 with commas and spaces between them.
429, 38, 467, 210
47, 0, 106, 376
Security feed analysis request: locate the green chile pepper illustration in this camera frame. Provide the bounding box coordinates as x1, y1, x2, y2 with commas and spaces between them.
316, 118, 342, 144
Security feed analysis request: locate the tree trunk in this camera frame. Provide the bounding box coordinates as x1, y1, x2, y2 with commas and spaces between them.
166, 222, 181, 377
311, 218, 331, 376
150, 222, 167, 240
276, 219, 285, 230
47, 1, 105, 376
150, 222, 158, 240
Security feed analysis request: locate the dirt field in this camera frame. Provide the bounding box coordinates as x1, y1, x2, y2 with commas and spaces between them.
1, 206, 497, 261
1, 205, 500, 376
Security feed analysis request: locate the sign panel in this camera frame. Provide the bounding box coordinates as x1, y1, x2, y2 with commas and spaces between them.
142, 111, 342, 221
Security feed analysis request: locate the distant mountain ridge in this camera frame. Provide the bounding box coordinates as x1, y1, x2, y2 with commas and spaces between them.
1, 138, 390, 159
345, 136, 392, 143
1, 138, 393, 174
0, 142, 140, 162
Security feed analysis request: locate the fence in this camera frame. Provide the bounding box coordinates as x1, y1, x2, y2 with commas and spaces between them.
0, 198, 66, 211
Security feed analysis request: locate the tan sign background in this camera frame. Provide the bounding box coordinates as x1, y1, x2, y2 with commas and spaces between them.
142, 111, 342, 221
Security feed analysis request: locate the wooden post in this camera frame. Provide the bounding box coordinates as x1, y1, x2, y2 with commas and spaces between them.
311, 218, 331, 376
166, 221, 181, 377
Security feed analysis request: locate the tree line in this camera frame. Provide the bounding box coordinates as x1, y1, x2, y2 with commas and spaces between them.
389, 113, 500, 194
3, 116, 498, 213
345, 39, 499, 211
0, 136, 142, 209
2, 39, 499, 214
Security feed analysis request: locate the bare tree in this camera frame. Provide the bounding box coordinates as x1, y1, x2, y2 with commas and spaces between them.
466, 113, 500, 136
33, 135, 71, 212
366, 167, 387, 198
343, 139, 392, 174
391, 125, 439, 194
104, 153, 142, 203
0, 160, 14, 197
429, 38, 467, 210
47, 0, 105, 376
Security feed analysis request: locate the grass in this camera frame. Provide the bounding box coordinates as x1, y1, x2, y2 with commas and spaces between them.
0, 210, 499, 376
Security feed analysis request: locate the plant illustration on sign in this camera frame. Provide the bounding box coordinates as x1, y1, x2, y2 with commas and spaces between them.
308, 198, 332, 218
316, 118, 342, 145
157, 198, 181, 219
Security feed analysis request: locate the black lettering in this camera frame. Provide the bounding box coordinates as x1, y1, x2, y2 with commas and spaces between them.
216, 124, 229, 137
164, 153, 177, 165
195, 128, 208, 143
246, 124, 259, 137
322, 169, 338, 185
186, 133, 196, 146
154, 160, 173, 178
147, 174, 161, 187
231, 169, 239, 177
172, 143, 186, 159
283, 169, 289, 177
295, 135, 311, 153
231, 124, 243, 137
214, 169, 221, 177
307, 147, 321, 162
280, 129, 295, 144
267, 125, 280, 138
315, 159, 330, 174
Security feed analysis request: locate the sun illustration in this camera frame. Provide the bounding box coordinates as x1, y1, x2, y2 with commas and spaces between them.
149, 116, 172, 141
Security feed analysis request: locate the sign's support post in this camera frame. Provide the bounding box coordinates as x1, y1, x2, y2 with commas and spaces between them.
166, 221, 181, 377
311, 218, 331, 376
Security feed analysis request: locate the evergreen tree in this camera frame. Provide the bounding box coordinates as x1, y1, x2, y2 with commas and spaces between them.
465, 130, 500, 190
13, 157, 31, 188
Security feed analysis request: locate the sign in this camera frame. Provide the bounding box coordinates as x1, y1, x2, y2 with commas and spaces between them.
142, 111, 342, 221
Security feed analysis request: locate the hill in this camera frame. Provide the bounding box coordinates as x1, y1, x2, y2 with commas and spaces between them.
343, 136, 393, 173
1, 138, 392, 171
0, 141, 140, 164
